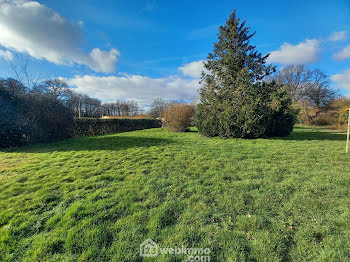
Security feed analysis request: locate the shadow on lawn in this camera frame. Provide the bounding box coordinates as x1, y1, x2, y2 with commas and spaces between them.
1, 135, 174, 153
277, 126, 347, 141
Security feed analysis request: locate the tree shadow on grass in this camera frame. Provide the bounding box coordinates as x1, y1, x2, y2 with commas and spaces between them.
275, 126, 347, 141
1, 135, 174, 153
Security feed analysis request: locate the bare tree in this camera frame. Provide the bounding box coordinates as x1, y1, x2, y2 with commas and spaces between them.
41, 79, 69, 100
306, 83, 338, 110
127, 100, 140, 116
0, 78, 27, 95
81, 96, 101, 117
8, 54, 43, 89
148, 98, 169, 118
272, 65, 329, 103
101, 100, 140, 116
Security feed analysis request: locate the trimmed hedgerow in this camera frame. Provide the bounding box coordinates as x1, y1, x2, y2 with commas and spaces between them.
73, 118, 162, 137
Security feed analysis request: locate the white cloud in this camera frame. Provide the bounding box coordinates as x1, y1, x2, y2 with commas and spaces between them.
0, 0, 119, 73
178, 60, 208, 78
267, 39, 320, 65
328, 31, 347, 42
331, 69, 350, 90
0, 49, 13, 61
333, 45, 350, 61
85, 48, 120, 73
66, 74, 201, 106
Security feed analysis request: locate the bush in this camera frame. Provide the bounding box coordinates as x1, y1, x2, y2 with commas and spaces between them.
163, 104, 195, 132
73, 118, 161, 137
196, 82, 298, 138
0, 87, 29, 147
0, 87, 73, 148
326, 97, 350, 129
309, 113, 335, 126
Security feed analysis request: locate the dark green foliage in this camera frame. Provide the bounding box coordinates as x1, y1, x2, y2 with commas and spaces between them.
24, 93, 74, 141
73, 118, 161, 137
0, 87, 30, 147
196, 10, 297, 138
197, 81, 297, 138
0, 82, 73, 148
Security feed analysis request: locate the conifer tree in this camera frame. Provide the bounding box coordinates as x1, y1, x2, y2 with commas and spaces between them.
196, 9, 297, 138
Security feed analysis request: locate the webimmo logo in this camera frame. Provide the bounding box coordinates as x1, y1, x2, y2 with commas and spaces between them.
140, 238, 159, 257
140, 238, 211, 261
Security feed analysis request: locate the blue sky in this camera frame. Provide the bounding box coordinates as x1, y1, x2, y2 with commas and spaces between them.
0, 0, 350, 106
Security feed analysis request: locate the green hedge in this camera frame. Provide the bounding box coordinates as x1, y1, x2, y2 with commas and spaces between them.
73, 118, 162, 137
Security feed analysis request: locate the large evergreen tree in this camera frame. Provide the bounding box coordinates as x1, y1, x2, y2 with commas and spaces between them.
196, 9, 297, 138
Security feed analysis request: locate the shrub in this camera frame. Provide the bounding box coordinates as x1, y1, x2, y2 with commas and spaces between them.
309, 113, 335, 126
26, 94, 74, 141
163, 104, 195, 132
0, 87, 29, 147
73, 118, 161, 137
0, 87, 73, 148
327, 97, 350, 129
336, 109, 350, 129
196, 81, 298, 138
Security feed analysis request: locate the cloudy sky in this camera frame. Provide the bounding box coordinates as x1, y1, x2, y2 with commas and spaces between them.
0, 0, 350, 107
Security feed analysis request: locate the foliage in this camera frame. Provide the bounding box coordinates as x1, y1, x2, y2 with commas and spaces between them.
73, 118, 161, 137
163, 104, 195, 132
196, 10, 296, 138
297, 97, 350, 128
329, 97, 350, 128
309, 112, 336, 126
0, 86, 30, 147
296, 101, 320, 125
0, 82, 73, 148
197, 80, 297, 138
1, 127, 350, 261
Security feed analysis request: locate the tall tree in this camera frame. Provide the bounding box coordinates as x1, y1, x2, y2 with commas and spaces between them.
196, 9, 296, 138
272, 65, 331, 103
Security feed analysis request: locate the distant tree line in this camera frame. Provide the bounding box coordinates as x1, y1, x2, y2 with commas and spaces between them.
101, 100, 140, 116
0, 77, 143, 147
1, 77, 142, 118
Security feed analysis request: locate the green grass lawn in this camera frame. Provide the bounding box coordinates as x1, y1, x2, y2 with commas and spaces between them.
1, 127, 350, 261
